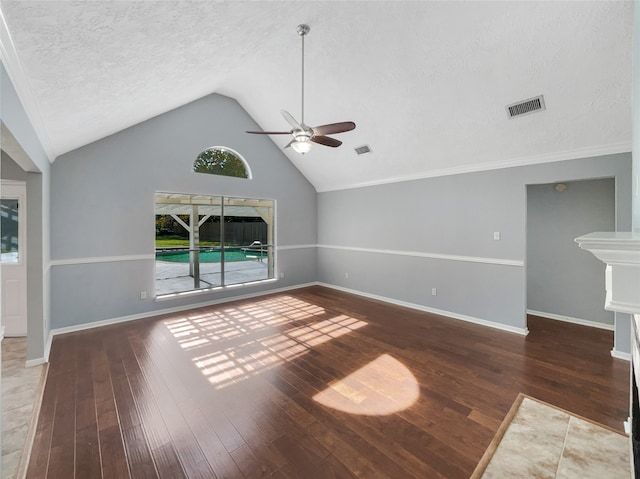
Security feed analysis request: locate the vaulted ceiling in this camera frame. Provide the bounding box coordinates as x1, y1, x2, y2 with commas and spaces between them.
0, 1, 633, 192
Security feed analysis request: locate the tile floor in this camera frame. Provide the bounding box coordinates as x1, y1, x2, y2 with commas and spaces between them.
480, 396, 631, 478
2, 338, 46, 479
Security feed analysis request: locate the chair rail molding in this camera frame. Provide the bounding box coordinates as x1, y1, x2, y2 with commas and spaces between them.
575, 232, 640, 315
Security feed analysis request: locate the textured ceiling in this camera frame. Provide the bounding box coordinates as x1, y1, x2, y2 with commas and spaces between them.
0, 1, 633, 191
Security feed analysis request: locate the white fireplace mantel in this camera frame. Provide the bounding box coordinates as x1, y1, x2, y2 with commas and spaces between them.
575, 232, 640, 315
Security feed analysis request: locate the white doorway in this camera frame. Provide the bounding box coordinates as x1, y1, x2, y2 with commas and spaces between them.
1, 180, 27, 337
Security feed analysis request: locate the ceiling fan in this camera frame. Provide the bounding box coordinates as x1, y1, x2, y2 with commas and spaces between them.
246, 24, 356, 154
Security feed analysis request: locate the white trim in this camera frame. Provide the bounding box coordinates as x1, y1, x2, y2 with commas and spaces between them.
526, 309, 614, 331
277, 244, 316, 250
611, 348, 631, 361
46, 245, 523, 268
50, 254, 155, 267
48, 245, 315, 267
44, 331, 52, 363
318, 282, 529, 336
1, 181, 27, 266
43, 282, 317, 361
604, 300, 640, 316
0, 179, 26, 187
317, 141, 632, 192
25, 357, 46, 367
318, 244, 524, 267
0, 8, 56, 162
42, 280, 532, 362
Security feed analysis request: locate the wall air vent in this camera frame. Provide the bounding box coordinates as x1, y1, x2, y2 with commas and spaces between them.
506, 95, 546, 119
355, 145, 372, 155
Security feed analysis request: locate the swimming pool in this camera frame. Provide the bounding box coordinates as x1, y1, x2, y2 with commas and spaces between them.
156, 248, 267, 263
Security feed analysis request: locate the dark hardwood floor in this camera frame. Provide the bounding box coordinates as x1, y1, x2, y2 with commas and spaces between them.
26, 286, 629, 478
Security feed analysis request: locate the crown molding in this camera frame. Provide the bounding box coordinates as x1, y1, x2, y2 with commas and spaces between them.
317, 141, 632, 193
0, 7, 56, 162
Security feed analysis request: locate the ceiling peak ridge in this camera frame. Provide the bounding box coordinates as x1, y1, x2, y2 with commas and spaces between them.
316, 140, 632, 193
0, 7, 56, 162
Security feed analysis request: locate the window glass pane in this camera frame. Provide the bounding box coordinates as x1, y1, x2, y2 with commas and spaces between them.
193, 148, 250, 179
155, 193, 223, 295
223, 197, 273, 286
1, 198, 19, 263
155, 193, 273, 296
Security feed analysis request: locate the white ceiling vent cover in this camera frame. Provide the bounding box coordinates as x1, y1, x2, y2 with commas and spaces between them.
506, 95, 546, 119
355, 145, 372, 155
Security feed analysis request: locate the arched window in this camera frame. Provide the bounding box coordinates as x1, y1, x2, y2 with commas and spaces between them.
193, 147, 251, 179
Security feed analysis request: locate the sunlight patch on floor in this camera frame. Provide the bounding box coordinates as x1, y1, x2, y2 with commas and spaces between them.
163, 295, 367, 389
312, 354, 419, 416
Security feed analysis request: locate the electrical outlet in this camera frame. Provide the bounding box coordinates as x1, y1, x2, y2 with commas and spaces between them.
493, 232, 501, 241
345, 272, 349, 279
279, 272, 284, 279
140, 291, 147, 300
431, 288, 437, 296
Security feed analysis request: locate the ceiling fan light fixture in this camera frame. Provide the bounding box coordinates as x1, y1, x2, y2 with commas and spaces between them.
291, 130, 312, 154
291, 138, 313, 154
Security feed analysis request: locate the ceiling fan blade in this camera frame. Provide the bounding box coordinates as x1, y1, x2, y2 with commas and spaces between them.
311, 135, 342, 148
313, 121, 356, 136
284, 139, 294, 149
281, 110, 302, 130
246, 130, 291, 135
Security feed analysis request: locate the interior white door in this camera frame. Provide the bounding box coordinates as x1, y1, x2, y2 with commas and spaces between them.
1, 181, 27, 337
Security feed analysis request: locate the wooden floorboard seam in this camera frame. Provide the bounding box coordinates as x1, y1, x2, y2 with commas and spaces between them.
25, 286, 629, 479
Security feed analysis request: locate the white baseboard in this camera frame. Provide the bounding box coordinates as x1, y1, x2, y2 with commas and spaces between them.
611, 349, 631, 361
43, 330, 52, 364
25, 358, 46, 368
527, 310, 614, 331
319, 283, 529, 336
44, 281, 534, 362
44, 282, 317, 361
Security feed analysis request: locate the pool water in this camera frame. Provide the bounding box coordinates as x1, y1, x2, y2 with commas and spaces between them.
156, 248, 266, 263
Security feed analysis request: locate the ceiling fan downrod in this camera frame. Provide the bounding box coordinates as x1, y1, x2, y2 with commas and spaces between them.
297, 24, 310, 126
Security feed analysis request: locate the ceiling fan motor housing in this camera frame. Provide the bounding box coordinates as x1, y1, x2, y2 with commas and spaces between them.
294, 130, 312, 142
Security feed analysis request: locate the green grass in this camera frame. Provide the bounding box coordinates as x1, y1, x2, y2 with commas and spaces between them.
155, 238, 220, 248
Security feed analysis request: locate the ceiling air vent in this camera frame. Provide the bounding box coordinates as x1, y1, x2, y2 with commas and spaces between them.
355, 145, 372, 155
506, 95, 545, 119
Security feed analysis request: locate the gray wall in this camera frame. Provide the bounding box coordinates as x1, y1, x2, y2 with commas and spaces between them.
1, 151, 27, 181
1, 63, 51, 362
50, 93, 317, 330
527, 178, 614, 326
318, 153, 632, 342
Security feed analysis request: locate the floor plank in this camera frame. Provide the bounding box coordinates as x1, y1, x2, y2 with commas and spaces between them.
26, 286, 629, 478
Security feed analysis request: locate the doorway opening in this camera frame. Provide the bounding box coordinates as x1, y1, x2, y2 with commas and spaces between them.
526, 177, 616, 333
1, 179, 27, 336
